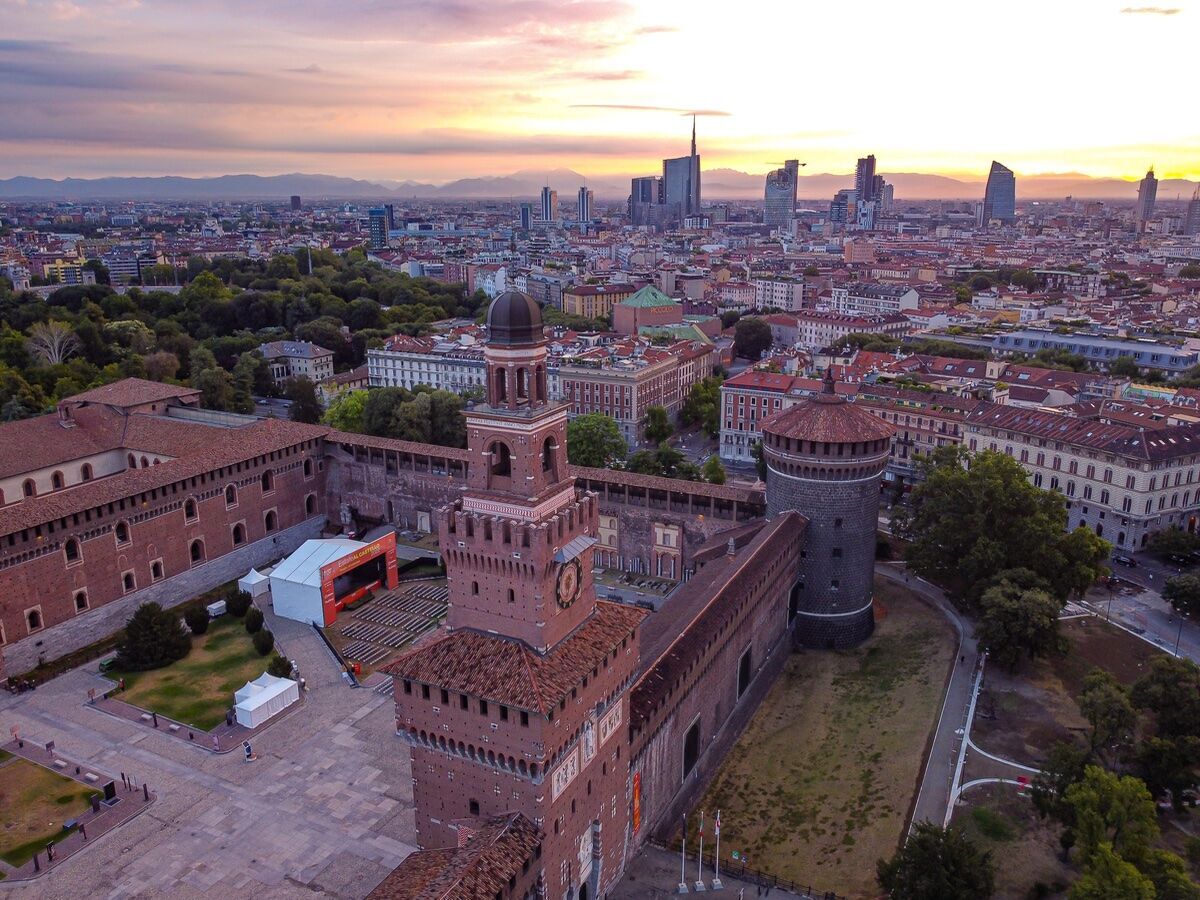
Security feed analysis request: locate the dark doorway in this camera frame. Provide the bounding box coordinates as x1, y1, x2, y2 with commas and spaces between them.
682, 720, 700, 780
737, 647, 752, 699
578, 884, 588, 900
788, 581, 801, 624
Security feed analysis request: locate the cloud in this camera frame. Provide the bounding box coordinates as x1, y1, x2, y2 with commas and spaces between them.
633, 25, 678, 35
1119, 5, 1181, 13
570, 104, 732, 116
285, 63, 322, 74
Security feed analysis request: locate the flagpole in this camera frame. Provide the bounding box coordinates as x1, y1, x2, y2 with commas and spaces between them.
679, 814, 688, 894
713, 810, 723, 891
696, 810, 705, 891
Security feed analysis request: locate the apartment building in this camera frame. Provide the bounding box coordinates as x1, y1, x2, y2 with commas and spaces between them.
561, 283, 637, 320
366, 333, 487, 393
855, 384, 981, 484
752, 276, 807, 312
258, 341, 336, 386
830, 283, 919, 316
795, 310, 911, 351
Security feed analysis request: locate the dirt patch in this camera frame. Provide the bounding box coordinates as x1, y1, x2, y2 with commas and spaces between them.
697, 577, 956, 898
973, 617, 1165, 766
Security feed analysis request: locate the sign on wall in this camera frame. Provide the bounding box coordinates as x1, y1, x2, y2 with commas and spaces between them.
551, 746, 580, 801
318, 532, 400, 625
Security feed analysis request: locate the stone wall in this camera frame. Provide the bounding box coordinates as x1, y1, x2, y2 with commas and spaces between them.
1, 516, 325, 677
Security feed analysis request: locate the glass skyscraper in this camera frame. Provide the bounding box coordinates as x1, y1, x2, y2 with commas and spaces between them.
764, 159, 799, 228
981, 161, 1016, 226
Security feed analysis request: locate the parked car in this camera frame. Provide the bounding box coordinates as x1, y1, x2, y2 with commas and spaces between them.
1113, 555, 1137, 567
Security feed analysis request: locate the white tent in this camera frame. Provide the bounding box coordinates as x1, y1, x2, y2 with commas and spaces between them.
238, 568, 270, 598
269, 538, 366, 625
233, 673, 299, 728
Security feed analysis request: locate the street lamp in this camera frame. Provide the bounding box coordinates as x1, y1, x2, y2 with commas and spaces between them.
1173, 610, 1190, 658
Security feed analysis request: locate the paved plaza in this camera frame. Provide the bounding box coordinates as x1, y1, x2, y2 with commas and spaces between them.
0, 605, 416, 899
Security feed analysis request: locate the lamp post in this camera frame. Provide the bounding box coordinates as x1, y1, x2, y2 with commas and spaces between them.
1173, 610, 1189, 658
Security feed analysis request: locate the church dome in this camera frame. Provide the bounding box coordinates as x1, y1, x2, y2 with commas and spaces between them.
486, 290, 544, 347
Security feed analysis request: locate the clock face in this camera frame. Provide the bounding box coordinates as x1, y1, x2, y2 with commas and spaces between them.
556, 558, 581, 609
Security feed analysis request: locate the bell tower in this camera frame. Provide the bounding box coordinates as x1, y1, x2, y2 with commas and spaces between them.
444, 290, 597, 652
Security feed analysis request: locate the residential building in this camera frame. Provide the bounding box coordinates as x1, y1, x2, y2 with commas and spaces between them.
518, 202, 533, 230
368, 207, 389, 249
718, 370, 821, 462
829, 283, 919, 316
992, 330, 1199, 374
795, 310, 911, 351
367, 333, 488, 393
753, 276, 807, 312
854, 155, 878, 202
258, 340, 336, 385
561, 283, 637, 321
1185, 186, 1200, 236
290, 195, 301, 211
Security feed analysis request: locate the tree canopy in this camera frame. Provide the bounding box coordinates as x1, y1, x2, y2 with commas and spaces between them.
114, 602, 191, 671
876, 822, 995, 899
732, 317, 772, 360
975, 571, 1067, 670
679, 376, 723, 437
566, 413, 627, 468
642, 405, 673, 444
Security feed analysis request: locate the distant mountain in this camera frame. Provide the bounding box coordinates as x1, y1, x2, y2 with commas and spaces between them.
1, 169, 1193, 202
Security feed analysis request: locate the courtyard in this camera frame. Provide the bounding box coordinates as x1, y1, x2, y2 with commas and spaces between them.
697, 576, 957, 898
0, 754, 100, 871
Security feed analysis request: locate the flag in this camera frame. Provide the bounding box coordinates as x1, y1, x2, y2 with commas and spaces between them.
715, 810, 721, 838
698, 810, 704, 836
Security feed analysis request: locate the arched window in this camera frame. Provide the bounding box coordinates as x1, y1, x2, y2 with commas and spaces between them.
74, 591, 88, 611
80, 463, 93, 481
490, 442, 512, 478
64, 538, 80, 562
542, 436, 556, 474
232, 523, 246, 545
225, 484, 237, 506
494, 368, 507, 402
516, 367, 528, 401
114, 521, 130, 544
22, 479, 35, 498
123, 571, 135, 592
151, 560, 163, 580
261, 470, 274, 493
305, 494, 316, 515
264, 510, 277, 532
190, 539, 205, 563
140, 456, 149, 468
303, 458, 313, 477
26, 609, 42, 631
127, 453, 136, 468
51, 470, 64, 489
184, 498, 197, 520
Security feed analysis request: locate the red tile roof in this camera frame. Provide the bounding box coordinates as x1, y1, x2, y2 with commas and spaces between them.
760, 387, 896, 444
383, 601, 646, 714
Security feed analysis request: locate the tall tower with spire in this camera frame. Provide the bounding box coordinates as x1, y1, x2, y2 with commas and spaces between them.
661, 118, 701, 223
387, 291, 646, 900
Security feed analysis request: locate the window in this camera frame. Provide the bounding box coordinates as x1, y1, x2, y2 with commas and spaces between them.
65, 538, 80, 562
520, 710, 529, 727
81, 463, 93, 481
261, 470, 274, 493
151, 559, 164, 581
500, 705, 508, 722
831, 547, 842, 558
115, 521, 130, 544
440, 688, 449, 704
26, 608, 43, 632
460, 694, 468, 710
490, 442, 512, 478
264, 510, 277, 532
507, 588, 515, 604
737, 647, 752, 699
22, 479, 35, 498
472, 581, 479, 595
303, 458, 313, 478
51, 470, 64, 489
122, 571, 135, 592
682, 720, 701, 779
190, 539, 205, 564
225, 484, 237, 506
469, 799, 480, 816
480, 699, 488, 716
185, 498, 197, 520
74, 590, 88, 612
305, 494, 317, 515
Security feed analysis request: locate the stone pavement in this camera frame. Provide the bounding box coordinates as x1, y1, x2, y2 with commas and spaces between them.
0, 598, 415, 899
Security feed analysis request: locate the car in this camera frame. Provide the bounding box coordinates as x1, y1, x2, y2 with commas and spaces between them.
1113, 555, 1137, 567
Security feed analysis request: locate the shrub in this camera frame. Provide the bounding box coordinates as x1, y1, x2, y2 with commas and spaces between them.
226, 590, 252, 617
267, 654, 293, 678
244, 606, 264, 634
252, 628, 274, 656
183, 606, 210, 635
114, 603, 191, 671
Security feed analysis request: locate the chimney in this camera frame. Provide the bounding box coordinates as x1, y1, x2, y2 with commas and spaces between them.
57, 403, 75, 428
726, 537, 736, 558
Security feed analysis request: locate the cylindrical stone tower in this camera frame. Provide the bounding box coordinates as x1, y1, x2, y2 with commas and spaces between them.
762, 372, 895, 649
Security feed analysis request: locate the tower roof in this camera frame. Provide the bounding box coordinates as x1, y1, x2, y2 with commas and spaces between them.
760, 375, 895, 444
486, 290, 544, 347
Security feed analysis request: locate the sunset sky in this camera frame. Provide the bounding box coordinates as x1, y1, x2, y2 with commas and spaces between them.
2, 0, 1196, 183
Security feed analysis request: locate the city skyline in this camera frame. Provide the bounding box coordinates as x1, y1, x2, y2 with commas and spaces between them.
1, 0, 1197, 183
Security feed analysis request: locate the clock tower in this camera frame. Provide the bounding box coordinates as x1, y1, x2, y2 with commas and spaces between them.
389, 291, 645, 900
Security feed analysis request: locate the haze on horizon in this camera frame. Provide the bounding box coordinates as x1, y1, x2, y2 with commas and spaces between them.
1, 0, 1196, 185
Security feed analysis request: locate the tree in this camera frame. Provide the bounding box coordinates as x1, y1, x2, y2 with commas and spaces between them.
253, 628, 275, 656
975, 575, 1066, 671
733, 317, 772, 360
894, 447, 1110, 606
1069, 843, 1155, 900
750, 439, 767, 481
285, 378, 323, 424
1109, 356, 1140, 378
183, 606, 210, 635
703, 455, 726, 485
567, 413, 627, 468
226, 590, 252, 617
244, 606, 265, 634
143, 351, 180, 382
1134, 735, 1200, 811
267, 654, 293, 678
1065, 767, 1158, 867
625, 445, 702, 481
323, 390, 368, 433
1078, 669, 1136, 756
1032, 740, 1090, 824
876, 822, 995, 899
1145, 527, 1200, 561
1140, 848, 1200, 900
192, 365, 234, 411
643, 405, 673, 444
680, 376, 724, 437
1180, 264, 1200, 278
82, 259, 111, 285
1163, 573, 1200, 618
114, 602, 192, 671
1131, 656, 1200, 739
27, 320, 81, 365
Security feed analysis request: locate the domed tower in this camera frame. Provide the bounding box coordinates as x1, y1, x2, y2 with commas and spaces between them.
761, 372, 895, 648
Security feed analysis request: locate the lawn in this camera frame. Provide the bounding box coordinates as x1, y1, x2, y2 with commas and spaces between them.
0, 757, 100, 867
697, 577, 956, 898
108, 614, 270, 729
973, 616, 1164, 765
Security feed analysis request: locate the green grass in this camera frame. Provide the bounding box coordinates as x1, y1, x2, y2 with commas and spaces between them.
0, 750, 12, 764
0, 759, 99, 868
971, 805, 1016, 842
108, 615, 269, 729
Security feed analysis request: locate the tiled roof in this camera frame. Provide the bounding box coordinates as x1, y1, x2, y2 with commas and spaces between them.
259, 340, 333, 360
383, 601, 645, 714
760, 387, 896, 444
61, 378, 200, 409
368, 813, 542, 900
620, 285, 677, 308
570, 465, 763, 504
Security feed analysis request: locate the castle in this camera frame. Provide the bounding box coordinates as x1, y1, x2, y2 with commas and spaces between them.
0, 291, 893, 898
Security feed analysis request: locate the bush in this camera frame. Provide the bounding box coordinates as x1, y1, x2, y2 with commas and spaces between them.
267, 654, 293, 678
252, 628, 275, 656
226, 590, 252, 617
183, 606, 210, 635
114, 603, 191, 671
244, 606, 264, 634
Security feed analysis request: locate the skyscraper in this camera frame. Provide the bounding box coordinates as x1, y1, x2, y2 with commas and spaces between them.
1185, 186, 1200, 236
662, 116, 702, 224
518, 202, 533, 230
854, 155, 878, 203
830, 189, 856, 225
539, 186, 558, 224
383, 203, 396, 231
289, 195, 301, 211
981, 161, 1017, 226
367, 207, 388, 249
577, 186, 593, 224
764, 159, 800, 228
629, 175, 664, 227
1135, 167, 1158, 232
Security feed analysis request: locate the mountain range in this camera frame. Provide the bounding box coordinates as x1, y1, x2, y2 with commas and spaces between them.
1, 169, 1195, 203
